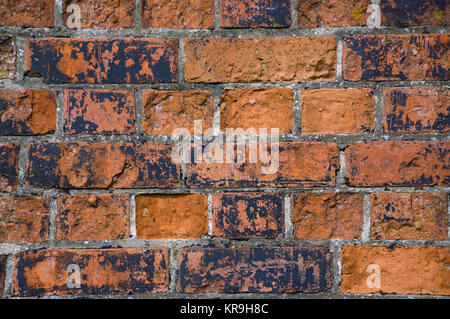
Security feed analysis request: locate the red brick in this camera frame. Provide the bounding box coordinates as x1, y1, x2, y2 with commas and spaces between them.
26, 142, 181, 189
64, 89, 135, 135
0, 255, 5, 298
212, 192, 284, 239
179, 247, 332, 293
0, 0, 54, 27
345, 141, 449, 187
220, 0, 291, 28
380, 0, 449, 27
63, 0, 135, 29
0, 196, 49, 243
298, 0, 371, 28
0, 37, 15, 80
11, 248, 169, 296
25, 38, 178, 84
135, 194, 207, 239
0, 89, 56, 135
384, 87, 449, 133
341, 246, 450, 295
184, 37, 336, 83
186, 142, 339, 188
220, 88, 293, 134
142, 90, 213, 136
343, 34, 449, 81
301, 88, 375, 134
370, 193, 448, 240
292, 193, 363, 239
57, 194, 130, 241
142, 0, 214, 29
0, 144, 19, 192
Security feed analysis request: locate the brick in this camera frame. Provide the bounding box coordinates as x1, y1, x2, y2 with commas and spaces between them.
345, 141, 449, 187
26, 142, 181, 189
301, 88, 374, 134
64, 89, 135, 135
343, 34, 449, 81
11, 248, 169, 296
380, 0, 449, 26
62, 0, 135, 29
220, 88, 293, 134
142, 0, 214, 29
25, 38, 178, 84
341, 246, 450, 295
57, 194, 130, 241
0, 37, 15, 80
0, 89, 56, 135
135, 194, 207, 239
370, 193, 448, 240
292, 193, 363, 239
179, 247, 332, 293
298, 0, 371, 28
0, 255, 5, 298
186, 142, 339, 188
0, 144, 19, 192
383, 87, 449, 133
220, 0, 291, 28
0, 0, 54, 27
184, 37, 336, 83
142, 90, 213, 136
212, 192, 284, 239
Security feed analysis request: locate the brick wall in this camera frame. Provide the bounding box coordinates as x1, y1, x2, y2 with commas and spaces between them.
0, 0, 448, 299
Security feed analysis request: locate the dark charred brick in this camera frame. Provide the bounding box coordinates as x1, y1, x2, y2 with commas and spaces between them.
380, 0, 449, 26
25, 38, 178, 84
0, 143, 19, 191
345, 141, 450, 187
220, 0, 291, 28
212, 193, 284, 239
26, 142, 181, 189
0, 0, 54, 27
10, 248, 169, 296
64, 89, 135, 135
0, 255, 5, 298
0, 89, 57, 135
0, 37, 15, 80
383, 87, 449, 133
178, 247, 333, 293
343, 34, 449, 81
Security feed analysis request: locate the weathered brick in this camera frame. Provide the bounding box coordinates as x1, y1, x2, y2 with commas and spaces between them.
62, 0, 135, 29
298, 0, 371, 28
383, 87, 449, 133
186, 142, 339, 188
26, 142, 181, 189
0, 37, 15, 80
142, 0, 214, 29
11, 248, 169, 296
301, 88, 375, 134
380, 0, 449, 26
220, 88, 293, 134
0, 89, 56, 135
341, 246, 450, 295
185, 37, 336, 83
0, 196, 49, 243
0, 255, 5, 298
25, 38, 178, 84
0, 0, 54, 27
64, 89, 135, 135
292, 193, 363, 239
142, 90, 213, 136
343, 34, 449, 81
0, 143, 19, 192
212, 192, 284, 239
220, 0, 291, 28
345, 141, 449, 186
57, 194, 130, 241
179, 247, 332, 293
370, 193, 448, 240
135, 194, 207, 239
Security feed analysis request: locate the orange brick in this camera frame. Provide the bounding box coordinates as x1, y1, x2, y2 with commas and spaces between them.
0, 0, 54, 27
